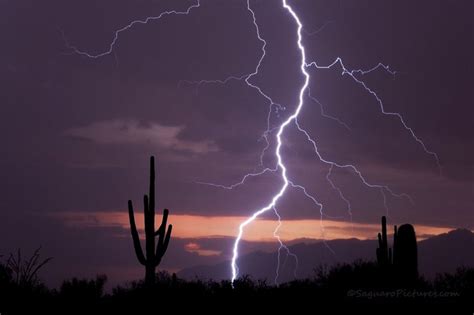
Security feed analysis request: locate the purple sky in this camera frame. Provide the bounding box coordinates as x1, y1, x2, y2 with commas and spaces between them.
0, 0, 473, 287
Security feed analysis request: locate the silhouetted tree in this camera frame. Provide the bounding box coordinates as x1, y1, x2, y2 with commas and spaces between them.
128, 156, 172, 286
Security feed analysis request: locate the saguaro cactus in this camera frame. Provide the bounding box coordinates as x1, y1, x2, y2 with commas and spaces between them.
376, 216, 392, 267
128, 156, 172, 286
376, 216, 418, 284
393, 223, 418, 282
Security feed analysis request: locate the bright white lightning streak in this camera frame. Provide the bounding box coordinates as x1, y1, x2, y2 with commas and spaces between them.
229, 0, 311, 283
226, 1, 419, 282
184, 1, 421, 282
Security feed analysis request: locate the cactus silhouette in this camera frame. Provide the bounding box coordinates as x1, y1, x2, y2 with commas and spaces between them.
128, 156, 172, 286
393, 223, 418, 283
376, 216, 392, 267
376, 216, 418, 284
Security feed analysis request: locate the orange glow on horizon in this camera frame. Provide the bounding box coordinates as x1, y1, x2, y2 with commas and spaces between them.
55, 211, 454, 242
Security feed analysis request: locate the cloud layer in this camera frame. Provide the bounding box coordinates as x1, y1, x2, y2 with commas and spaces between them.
65, 120, 218, 154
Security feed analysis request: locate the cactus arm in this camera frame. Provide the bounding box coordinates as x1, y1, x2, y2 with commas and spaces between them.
163, 225, 172, 251
128, 200, 146, 265
155, 225, 172, 265
155, 226, 172, 266
160, 225, 172, 254
155, 209, 169, 236
155, 209, 172, 265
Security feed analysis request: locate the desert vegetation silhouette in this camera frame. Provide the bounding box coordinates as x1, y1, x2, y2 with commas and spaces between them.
127, 156, 172, 286
376, 216, 418, 285
0, 157, 472, 313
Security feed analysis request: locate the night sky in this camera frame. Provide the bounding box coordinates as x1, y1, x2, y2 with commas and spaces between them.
1, 0, 473, 287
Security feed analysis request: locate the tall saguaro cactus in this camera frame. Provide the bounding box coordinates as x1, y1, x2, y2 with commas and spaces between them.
128, 156, 172, 286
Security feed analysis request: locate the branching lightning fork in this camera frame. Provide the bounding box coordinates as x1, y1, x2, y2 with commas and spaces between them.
62, 1, 201, 58
65, 0, 440, 285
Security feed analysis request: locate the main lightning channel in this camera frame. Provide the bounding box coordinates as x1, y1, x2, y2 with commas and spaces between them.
230, 0, 309, 283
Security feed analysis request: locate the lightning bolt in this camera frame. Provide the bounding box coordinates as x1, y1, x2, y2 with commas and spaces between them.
230, 0, 338, 283
62, 1, 201, 59
64, 0, 440, 285
273, 205, 298, 284
305, 59, 441, 171
192, 1, 428, 283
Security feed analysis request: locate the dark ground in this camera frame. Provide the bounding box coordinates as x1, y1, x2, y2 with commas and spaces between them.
1, 260, 472, 314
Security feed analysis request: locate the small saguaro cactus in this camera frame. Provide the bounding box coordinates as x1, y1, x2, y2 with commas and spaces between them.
393, 223, 418, 282
128, 156, 172, 286
376, 216, 418, 285
376, 216, 392, 267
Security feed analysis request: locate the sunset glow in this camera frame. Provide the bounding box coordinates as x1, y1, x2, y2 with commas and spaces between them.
56, 211, 454, 242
